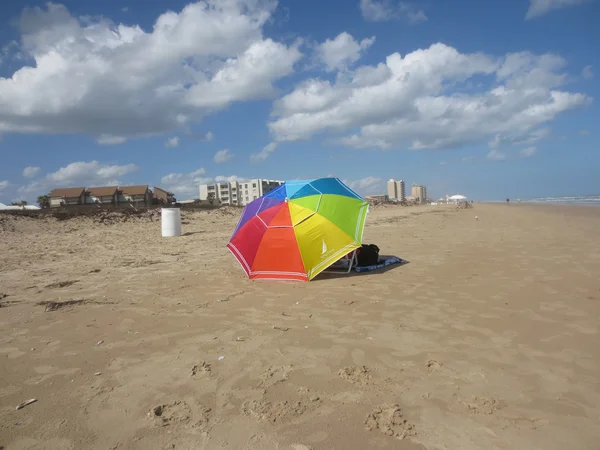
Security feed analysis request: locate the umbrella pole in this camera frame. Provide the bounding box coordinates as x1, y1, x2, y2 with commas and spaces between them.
323, 249, 358, 275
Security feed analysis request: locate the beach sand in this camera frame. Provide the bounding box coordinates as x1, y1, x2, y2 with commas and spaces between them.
1, 203, 599, 450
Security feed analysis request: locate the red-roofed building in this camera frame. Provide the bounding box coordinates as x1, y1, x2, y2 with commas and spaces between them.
86, 186, 118, 205
48, 187, 86, 207
117, 185, 152, 206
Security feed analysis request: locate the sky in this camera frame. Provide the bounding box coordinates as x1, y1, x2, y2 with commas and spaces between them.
0, 0, 598, 204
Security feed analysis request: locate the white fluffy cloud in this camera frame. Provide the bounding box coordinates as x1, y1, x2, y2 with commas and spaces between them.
17, 160, 139, 197
343, 176, 384, 195
316, 32, 375, 72
525, 0, 589, 19
0, 1, 301, 142
160, 169, 243, 199
582, 65, 593, 79
250, 142, 277, 162
0, 180, 9, 192
165, 136, 180, 148
160, 168, 208, 199
268, 42, 590, 155
213, 148, 233, 163
520, 146, 537, 157
22, 166, 40, 178
360, 0, 427, 23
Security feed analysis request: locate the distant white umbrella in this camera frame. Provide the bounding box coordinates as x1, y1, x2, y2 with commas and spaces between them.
449, 194, 467, 201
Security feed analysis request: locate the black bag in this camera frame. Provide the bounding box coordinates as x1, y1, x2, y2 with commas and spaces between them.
356, 244, 380, 267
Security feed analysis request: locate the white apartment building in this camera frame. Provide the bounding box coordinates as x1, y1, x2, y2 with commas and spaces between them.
411, 184, 427, 204
387, 179, 406, 202
199, 179, 284, 206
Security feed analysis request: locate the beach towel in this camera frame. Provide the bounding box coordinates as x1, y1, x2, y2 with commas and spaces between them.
353, 256, 406, 273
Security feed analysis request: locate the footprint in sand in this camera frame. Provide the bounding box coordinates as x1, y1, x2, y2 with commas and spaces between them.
258, 365, 293, 388
338, 365, 372, 385
426, 359, 441, 372
242, 388, 322, 424
364, 404, 416, 440
464, 396, 505, 415
190, 361, 212, 378
241, 399, 314, 424
149, 401, 211, 430
150, 401, 191, 426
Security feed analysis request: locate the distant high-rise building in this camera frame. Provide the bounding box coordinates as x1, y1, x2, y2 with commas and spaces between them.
387, 179, 406, 201
411, 184, 427, 204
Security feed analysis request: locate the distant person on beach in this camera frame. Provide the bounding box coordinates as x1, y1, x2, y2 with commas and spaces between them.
506, 198, 510, 204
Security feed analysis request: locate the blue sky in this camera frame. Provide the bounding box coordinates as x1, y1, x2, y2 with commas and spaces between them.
0, 0, 598, 203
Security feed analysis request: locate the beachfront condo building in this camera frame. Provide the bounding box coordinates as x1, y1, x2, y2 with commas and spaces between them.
199, 179, 284, 206
387, 179, 406, 202
411, 184, 427, 204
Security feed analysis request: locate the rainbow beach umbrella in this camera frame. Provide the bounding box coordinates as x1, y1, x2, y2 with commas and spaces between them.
227, 177, 369, 281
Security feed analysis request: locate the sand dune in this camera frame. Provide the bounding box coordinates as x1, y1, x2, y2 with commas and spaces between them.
1, 204, 599, 449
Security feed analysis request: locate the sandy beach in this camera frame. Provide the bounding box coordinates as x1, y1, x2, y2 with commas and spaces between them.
1, 203, 599, 450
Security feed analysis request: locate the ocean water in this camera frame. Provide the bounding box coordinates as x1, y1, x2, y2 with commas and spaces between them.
520, 195, 600, 205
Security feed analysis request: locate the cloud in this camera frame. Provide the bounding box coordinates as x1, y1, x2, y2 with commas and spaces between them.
268, 43, 591, 153
22, 166, 40, 178
343, 176, 384, 195
579, 129, 590, 136
160, 168, 208, 199
582, 65, 593, 79
213, 148, 233, 163
488, 134, 502, 150
121, 7, 129, 12
250, 142, 277, 162
183, 129, 213, 142
97, 135, 127, 145
165, 136, 180, 148
360, 0, 427, 23
160, 169, 243, 199
526, 0, 590, 19
316, 32, 375, 72
487, 149, 507, 161
0, 2, 302, 142
17, 160, 139, 197
520, 146, 537, 157
0, 180, 9, 192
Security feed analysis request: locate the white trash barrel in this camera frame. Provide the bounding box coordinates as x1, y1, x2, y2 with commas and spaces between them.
161, 208, 182, 237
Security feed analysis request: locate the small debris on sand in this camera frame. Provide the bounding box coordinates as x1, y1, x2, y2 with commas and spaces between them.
273, 326, 289, 331
16, 399, 37, 410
